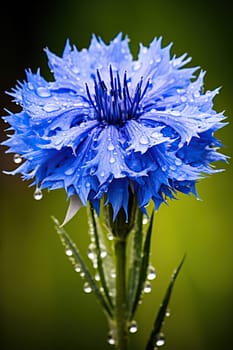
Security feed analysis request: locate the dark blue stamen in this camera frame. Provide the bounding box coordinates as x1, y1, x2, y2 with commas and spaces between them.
86, 66, 149, 125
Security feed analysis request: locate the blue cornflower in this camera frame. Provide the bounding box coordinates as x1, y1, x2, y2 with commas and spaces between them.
2, 33, 227, 220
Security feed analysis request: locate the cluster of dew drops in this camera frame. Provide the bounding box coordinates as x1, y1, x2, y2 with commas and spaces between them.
23, 151, 170, 348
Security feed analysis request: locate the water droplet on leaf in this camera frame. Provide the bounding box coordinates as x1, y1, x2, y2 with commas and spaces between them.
74, 264, 81, 272
107, 332, 115, 345
147, 265, 156, 280
65, 249, 73, 257
144, 281, 152, 293
129, 320, 138, 334
156, 333, 165, 347
83, 282, 92, 293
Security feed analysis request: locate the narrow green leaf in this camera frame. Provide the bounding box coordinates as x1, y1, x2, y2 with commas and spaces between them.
145, 254, 186, 350
130, 212, 154, 319
88, 204, 114, 310
51, 216, 113, 319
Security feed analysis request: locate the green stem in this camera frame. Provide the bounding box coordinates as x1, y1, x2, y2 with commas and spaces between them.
114, 237, 128, 350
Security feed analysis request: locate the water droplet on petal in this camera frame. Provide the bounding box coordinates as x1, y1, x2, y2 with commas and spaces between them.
169, 164, 176, 171
175, 158, 182, 166
89, 167, 96, 175
151, 131, 160, 139
33, 188, 43, 200
139, 135, 149, 145
156, 333, 165, 347
65, 248, 73, 257
155, 56, 161, 63
28, 82, 34, 90
43, 103, 60, 112
180, 96, 187, 103
129, 320, 138, 334
13, 153, 23, 164
109, 157, 116, 164
107, 143, 115, 151
161, 165, 167, 172
83, 282, 92, 293
144, 281, 152, 293
71, 65, 79, 74
147, 265, 156, 280
170, 110, 181, 117
37, 87, 51, 97
133, 61, 141, 71
64, 168, 74, 175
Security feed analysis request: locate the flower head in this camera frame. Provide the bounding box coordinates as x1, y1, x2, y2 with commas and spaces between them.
2, 33, 227, 219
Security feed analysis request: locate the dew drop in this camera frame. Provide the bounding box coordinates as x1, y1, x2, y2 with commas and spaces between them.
88, 244, 96, 260
129, 320, 138, 334
95, 272, 100, 281
100, 171, 105, 177
83, 282, 92, 293
147, 265, 156, 280
43, 103, 60, 112
85, 182, 91, 188
89, 167, 96, 175
107, 332, 115, 345
28, 82, 34, 90
100, 250, 107, 258
13, 153, 23, 164
155, 56, 161, 63
133, 61, 141, 71
65, 249, 73, 257
149, 59, 154, 65
74, 264, 81, 273
169, 164, 176, 171
107, 143, 115, 151
144, 281, 152, 293
180, 95, 187, 103
109, 157, 116, 164
175, 158, 182, 166
165, 309, 171, 317
111, 270, 116, 279
64, 168, 74, 175
37, 87, 51, 97
33, 188, 43, 200
107, 232, 114, 241
170, 110, 181, 117
139, 135, 149, 145
143, 216, 148, 225
71, 65, 79, 74
156, 333, 165, 347
151, 131, 159, 139
161, 165, 167, 172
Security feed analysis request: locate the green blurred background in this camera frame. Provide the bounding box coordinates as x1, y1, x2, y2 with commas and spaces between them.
0, 0, 232, 349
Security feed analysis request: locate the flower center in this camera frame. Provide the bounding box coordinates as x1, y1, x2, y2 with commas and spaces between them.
86, 66, 149, 126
